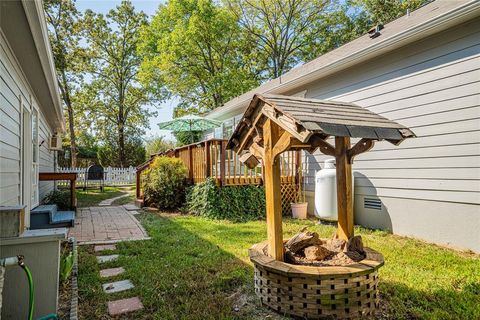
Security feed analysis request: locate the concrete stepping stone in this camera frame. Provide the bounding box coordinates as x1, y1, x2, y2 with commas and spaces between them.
94, 244, 116, 252
108, 297, 143, 316
123, 204, 138, 211
96, 254, 119, 263
103, 279, 134, 294
129, 210, 140, 215
100, 267, 125, 278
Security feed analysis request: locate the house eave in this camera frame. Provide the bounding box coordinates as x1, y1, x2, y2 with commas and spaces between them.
21, 0, 65, 132
208, 0, 480, 121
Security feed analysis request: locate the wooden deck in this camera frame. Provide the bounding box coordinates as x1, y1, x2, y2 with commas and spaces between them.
136, 138, 300, 213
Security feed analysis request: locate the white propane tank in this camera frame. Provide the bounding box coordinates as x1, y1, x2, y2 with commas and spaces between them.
314, 159, 338, 221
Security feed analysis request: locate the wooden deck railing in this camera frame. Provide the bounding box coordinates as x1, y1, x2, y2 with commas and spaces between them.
136, 138, 300, 204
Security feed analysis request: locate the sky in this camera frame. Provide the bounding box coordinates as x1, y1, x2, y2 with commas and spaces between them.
75, 0, 176, 141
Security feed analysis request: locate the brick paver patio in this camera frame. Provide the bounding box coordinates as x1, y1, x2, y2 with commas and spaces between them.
69, 206, 149, 243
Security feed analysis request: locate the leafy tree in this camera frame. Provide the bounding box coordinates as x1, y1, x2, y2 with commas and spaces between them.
173, 131, 204, 146
44, 0, 85, 167
351, 0, 430, 25
83, 1, 157, 167
145, 136, 175, 156
228, 0, 331, 79
298, 4, 368, 63
139, 0, 259, 115
97, 133, 146, 167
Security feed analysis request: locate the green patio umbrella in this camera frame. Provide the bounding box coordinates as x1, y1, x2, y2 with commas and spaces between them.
158, 115, 221, 143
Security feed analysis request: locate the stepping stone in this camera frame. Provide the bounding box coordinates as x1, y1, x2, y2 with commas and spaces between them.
96, 254, 119, 263
130, 210, 140, 215
100, 267, 125, 278
108, 297, 143, 316
94, 244, 116, 252
103, 279, 134, 294
123, 204, 138, 211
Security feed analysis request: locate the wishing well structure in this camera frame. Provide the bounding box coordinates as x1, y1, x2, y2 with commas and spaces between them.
227, 94, 415, 319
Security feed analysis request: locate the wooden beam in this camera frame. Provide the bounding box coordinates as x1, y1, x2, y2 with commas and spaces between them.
237, 106, 265, 153
335, 136, 354, 240
219, 141, 226, 186
262, 104, 311, 143
188, 145, 194, 182
347, 138, 375, 163
263, 119, 284, 261
249, 142, 264, 160
310, 136, 335, 157
272, 130, 293, 158
205, 141, 211, 178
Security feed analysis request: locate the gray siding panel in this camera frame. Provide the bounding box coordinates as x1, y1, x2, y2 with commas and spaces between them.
300, 20, 480, 251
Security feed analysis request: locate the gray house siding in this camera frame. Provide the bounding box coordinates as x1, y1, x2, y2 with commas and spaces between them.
209, 18, 480, 252
298, 18, 480, 252
0, 31, 56, 207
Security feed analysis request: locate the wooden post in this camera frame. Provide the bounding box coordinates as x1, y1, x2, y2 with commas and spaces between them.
188, 145, 194, 182
335, 136, 354, 240
136, 169, 141, 199
205, 141, 211, 178
263, 119, 284, 261
220, 141, 226, 186
70, 177, 76, 210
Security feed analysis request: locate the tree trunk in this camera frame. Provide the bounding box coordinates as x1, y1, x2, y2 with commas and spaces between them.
68, 103, 78, 168
60, 71, 77, 168
118, 122, 126, 168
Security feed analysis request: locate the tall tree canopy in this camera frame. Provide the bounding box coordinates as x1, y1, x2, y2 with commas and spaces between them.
139, 0, 260, 116
44, 0, 85, 167
228, 0, 333, 79
83, 1, 156, 167
352, 0, 430, 25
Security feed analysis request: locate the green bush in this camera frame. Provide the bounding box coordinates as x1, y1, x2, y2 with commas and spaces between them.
43, 190, 71, 210
186, 178, 265, 222
143, 156, 189, 209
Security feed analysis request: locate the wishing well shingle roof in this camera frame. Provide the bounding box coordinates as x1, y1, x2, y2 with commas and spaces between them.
228, 94, 415, 151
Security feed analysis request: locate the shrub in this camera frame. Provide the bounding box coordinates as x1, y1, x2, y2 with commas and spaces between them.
43, 190, 71, 210
186, 178, 265, 222
143, 156, 189, 209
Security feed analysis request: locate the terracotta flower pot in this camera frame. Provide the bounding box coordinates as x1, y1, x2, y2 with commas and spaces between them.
291, 202, 308, 219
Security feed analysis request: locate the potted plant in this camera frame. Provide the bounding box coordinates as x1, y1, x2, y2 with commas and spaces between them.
291, 163, 308, 219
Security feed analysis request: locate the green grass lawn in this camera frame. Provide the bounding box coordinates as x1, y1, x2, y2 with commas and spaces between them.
78, 213, 480, 320
76, 186, 134, 207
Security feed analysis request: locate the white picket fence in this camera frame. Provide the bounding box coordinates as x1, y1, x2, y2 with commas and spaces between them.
57, 166, 136, 187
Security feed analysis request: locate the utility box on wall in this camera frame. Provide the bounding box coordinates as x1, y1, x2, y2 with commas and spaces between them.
0, 228, 66, 319
0, 206, 26, 238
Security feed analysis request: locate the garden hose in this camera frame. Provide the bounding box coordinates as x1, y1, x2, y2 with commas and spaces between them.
17, 256, 34, 320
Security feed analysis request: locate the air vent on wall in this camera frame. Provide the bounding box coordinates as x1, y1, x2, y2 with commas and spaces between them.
364, 198, 382, 210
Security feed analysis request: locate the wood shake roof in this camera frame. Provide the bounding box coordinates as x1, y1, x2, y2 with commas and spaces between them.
228, 94, 415, 152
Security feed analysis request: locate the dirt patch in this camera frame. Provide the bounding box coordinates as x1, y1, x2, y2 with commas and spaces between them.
226, 286, 289, 320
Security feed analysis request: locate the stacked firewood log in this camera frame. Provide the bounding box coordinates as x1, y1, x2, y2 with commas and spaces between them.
283, 228, 366, 266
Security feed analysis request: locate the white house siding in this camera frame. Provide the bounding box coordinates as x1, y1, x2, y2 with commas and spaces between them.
0, 32, 56, 207
38, 114, 55, 200
297, 18, 480, 252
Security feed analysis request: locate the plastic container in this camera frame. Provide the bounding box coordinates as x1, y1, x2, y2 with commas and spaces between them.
314, 159, 353, 221
291, 202, 308, 219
